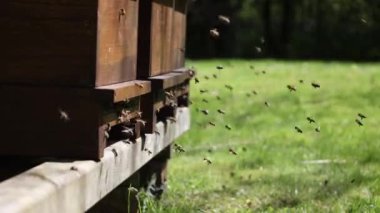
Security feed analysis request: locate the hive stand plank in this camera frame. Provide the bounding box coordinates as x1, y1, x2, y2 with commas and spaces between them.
0, 108, 190, 213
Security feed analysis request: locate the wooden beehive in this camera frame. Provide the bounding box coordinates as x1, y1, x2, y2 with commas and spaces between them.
0, 0, 139, 87
138, 0, 188, 78
0, 81, 151, 159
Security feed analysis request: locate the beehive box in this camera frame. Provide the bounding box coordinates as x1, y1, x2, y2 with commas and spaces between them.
0, 81, 151, 159
0, 0, 139, 87
138, 0, 188, 78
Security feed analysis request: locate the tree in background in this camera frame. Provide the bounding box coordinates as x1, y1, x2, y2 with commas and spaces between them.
186, 0, 380, 60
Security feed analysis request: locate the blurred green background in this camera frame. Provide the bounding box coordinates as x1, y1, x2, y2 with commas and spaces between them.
186, 0, 380, 60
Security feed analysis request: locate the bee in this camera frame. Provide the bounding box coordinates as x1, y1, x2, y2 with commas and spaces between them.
202, 98, 209, 103
136, 119, 146, 126
311, 82, 321, 89
262, 70, 266, 74
58, 109, 70, 122
119, 8, 126, 16
209, 28, 220, 39
208, 121, 216, 126
216, 96, 222, 101
136, 111, 143, 118
104, 131, 110, 139
135, 82, 144, 88
111, 148, 118, 157
168, 117, 177, 123
144, 148, 152, 155
154, 130, 161, 135
217, 109, 226, 114
122, 126, 134, 136
355, 119, 363, 126
179, 47, 185, 53
255, 47, 262, 53
121, 109, 130, 117
315, 126, 321, 133
264, 101, 270, 107
174, 144, 185, 153
165, 91, 175, 99
249, 65, 255, 70
307, 117, 316, 123
218, 15, 231, 25
203, 157, 212, 165
287, 85, 297, 92
252, 90, 258, 95
225, 125, 232, 130
242, 147, 247, 152
246, 199, 252, 207
200, 89, 208, 94
204, 75, 210, 80
70, 166, 79, 171
246, 93, 252, 97
360, 18, 367, 24
228, 148, 237, 155
194, 77, 200, 84
104, 123, 112, 139
201, 109, 209, 115
260, 37, 266, 44
225, 84, 233, 91
295, 126, 303, 133
216, 65, 224, 70
229, 172, 235, 177
299, 79, 304, 84
358, 113, 366, 120
212, 74, 218, 79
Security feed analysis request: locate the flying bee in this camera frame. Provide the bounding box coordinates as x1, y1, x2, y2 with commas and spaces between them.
209, 28, 220, 39
307, 117, 316, 123
225, 125, 232, 130
252, 90, 258, 95
218, 15, 231, 25
200, 89, 208, 94
358, 113, 366, 119
216, 96, 222, 101
202, 99, 209, 103
213, 74, 218, 79
299, 79, 304, 83
204, 75, 210, 80
203, 157, 212, 165
315, 126, 321, 133
70, 166, 79, 171
355, 119, 363, 126
201, 109, 209, 115
174, 144, 185, 153
311, 82, 321, 89
250, 65, 255, 70
208, 121, 216, 127
295, 126, 303, 133
225, 84, 233, 91
135, 82, 144, 88
228, 148, 237, 155
58, 109, 70, 122
136, 119, 146, 126
119, 8, 126, 16
246, 93, 251, 97
264, 101, 270, 107
194, 77, 200, 84
262, 70, 266, 74
255, 46, 262, 53
216, 65, 224, 70
217, 109, 226, 114
287, 85, 297, 92
111, 148, 118, 157
154, 130, 161, 135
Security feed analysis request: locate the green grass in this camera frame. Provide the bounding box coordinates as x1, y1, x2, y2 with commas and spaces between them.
149, 60, 380, 212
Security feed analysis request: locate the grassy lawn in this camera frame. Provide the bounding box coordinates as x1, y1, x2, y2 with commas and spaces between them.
148, 60, 380, 212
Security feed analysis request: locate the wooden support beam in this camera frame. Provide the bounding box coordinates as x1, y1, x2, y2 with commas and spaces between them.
0, 108, 190, 213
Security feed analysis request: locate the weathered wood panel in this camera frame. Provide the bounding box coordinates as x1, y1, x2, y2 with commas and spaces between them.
0, 108, 190, 213
0, 0, 139, 87
172, 0, 188, 69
